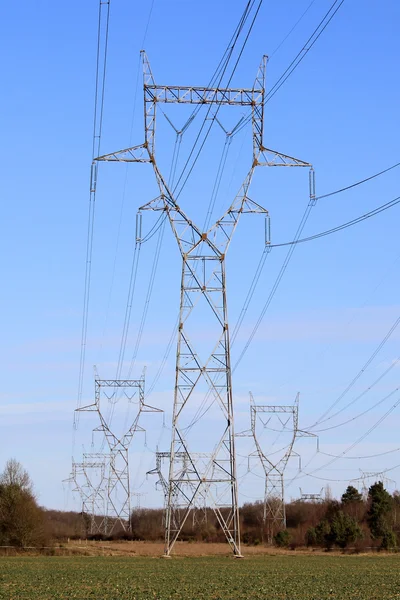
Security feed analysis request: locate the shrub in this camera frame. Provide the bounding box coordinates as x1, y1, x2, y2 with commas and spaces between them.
380, 530, 397, 551
274, 529, 291, 548
305, 527, 317, 547
330, 511, 363, 549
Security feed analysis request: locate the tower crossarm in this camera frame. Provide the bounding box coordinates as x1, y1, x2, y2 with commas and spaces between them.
145, 84, 262, 106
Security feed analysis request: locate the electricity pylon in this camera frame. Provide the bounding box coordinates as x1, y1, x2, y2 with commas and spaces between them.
248, 393, 300, 543
69, 453, 108, 535
76, 374, 161, 534
300, 488, 324, 502
95, 51, 313, 555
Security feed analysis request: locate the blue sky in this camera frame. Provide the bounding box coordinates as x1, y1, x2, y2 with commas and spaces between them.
1, 0, 399, 511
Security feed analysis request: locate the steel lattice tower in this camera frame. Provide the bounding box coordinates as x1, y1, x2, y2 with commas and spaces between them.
95, 52, 312, 555
77, 376, 161, 534
248, 393, 318, 543
249, 394, 299, 543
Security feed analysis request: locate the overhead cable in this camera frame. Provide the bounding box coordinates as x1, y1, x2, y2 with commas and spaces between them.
174, 0, 264, 199
270, 195, 400, 248
308, 313, 400, 429
311, 357, 400, 432
75, 0, 111, 430
234, 0, 346, 138
269, 0, 317, 59
316, 161, 400, 200
306, 391, 400, 476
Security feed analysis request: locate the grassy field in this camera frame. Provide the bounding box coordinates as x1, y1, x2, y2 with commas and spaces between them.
1, 555, 400, 600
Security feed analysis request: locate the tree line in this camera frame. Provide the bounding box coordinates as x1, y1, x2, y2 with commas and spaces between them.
0, 458, 399, 550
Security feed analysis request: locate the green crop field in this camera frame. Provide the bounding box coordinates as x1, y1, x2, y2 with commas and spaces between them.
1, 555, 400, 599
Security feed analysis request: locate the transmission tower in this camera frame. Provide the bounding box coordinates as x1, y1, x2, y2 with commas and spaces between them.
249, 392, 301, 543
95, 51, 313, 556
76, 374, 161, 534
69, 453, 108, 535
299, 488, 324, 502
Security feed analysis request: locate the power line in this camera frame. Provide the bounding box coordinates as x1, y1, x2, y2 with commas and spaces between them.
308, 312, 400, 430
127, 218, 167, 379
320, 445, 400, 461
305, 391, 400, 476
233, 196, 315, 372
311, 358, 400, 432
234, 0, 346, 137
173, 0, 264, 199
96, 1, 157, 366
270, 194, 400, 248
171, 1, 256, 197
317, 161, 400, 200
285, 392, 400, 489
266, 0, 345, 103
313, 387, 400, 435
269, 0, 317, 59
114, 241, 142, 381
75, 0, 111, 430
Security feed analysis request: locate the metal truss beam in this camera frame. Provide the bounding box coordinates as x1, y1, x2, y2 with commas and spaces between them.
145, 85, 262, 105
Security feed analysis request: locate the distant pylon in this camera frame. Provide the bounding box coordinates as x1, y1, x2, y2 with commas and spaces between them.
300, 488, 324, 502
248, 393, 300, 543
68, 453, 108, 535
76, 373, 161, 534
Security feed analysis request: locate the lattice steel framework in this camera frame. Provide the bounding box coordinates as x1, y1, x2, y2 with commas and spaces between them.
76, 376, 161, 534
300, 488, 324, 502
69, 453, 108, 535
249, 393, 300, 543
147, 451, 209, 528
95, 51, 313, 555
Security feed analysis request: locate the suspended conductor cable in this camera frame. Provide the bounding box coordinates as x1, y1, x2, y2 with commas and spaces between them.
114, 241, 142, 380
233, 196, 315, 372
262, 355, 400, 436
265, 0, 345, 104
269, 0, 317, 58
127, 217, 167, 379
146, 316, 179, 397
312, 386, 400, 434
305, 391, 400, 476
230, 247, 270, 346
203, 136, 232, 231
97, 5, 156, 366
316, 161, 400, 200
285, 390, 400, 489
270, 195, 400, 248
311, 357, 400, 432
174, 0, 264, 199
320, 445, 400, 461
234, 0, 345, 136
308, 312, 400, 429
75, 0, 111, 430
171, 0, 255, 195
